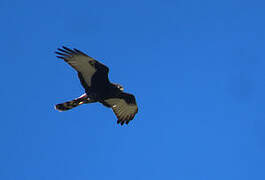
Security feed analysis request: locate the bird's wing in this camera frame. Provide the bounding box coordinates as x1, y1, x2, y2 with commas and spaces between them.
103, 92, 138, 125
55, 46, 109, 88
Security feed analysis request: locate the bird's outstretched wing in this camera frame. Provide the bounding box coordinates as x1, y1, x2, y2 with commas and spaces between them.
103, 92, 138, 125
55, 46, 109, 90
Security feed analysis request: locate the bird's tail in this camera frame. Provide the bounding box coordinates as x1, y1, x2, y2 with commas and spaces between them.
55, 94, 95, 111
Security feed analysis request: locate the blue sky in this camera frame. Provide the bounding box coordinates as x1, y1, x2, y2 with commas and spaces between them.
1, 0, 265, 179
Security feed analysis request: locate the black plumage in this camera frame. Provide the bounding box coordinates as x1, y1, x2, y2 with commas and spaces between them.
55, 46, 138, 125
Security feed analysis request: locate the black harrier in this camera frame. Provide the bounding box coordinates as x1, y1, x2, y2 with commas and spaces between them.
55, 46, 138, 125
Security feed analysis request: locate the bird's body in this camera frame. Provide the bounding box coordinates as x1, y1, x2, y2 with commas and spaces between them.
55, 46, 138, 125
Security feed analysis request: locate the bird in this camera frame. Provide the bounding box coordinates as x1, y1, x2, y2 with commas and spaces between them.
54, 46, 138, 125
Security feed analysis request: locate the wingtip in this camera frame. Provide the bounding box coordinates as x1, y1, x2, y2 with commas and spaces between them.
62, 46, 76, 53
62, 46, 68, 50
117, 118, 130, 126
56, 56, 64, 59
55, 51, 65, 55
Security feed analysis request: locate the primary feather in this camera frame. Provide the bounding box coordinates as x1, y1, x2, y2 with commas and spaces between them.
55, 46, 138, 125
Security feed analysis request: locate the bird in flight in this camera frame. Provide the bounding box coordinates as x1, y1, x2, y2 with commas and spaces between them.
55, 46, 138, 125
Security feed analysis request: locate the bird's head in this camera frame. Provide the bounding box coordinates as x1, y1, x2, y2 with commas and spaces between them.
113, 83, 124, 91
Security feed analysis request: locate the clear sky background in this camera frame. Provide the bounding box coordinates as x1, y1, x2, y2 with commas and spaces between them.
1, 0, 265, 179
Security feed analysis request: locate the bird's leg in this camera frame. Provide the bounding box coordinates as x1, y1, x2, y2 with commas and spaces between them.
77, 93, 88, 99
76, 93, 96, 104
74, 93, 88, 105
